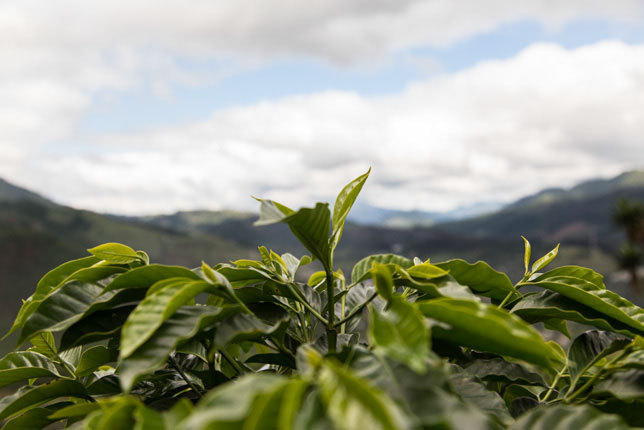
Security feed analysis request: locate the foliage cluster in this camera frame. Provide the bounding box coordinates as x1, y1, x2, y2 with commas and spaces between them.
1, 170, 643, 429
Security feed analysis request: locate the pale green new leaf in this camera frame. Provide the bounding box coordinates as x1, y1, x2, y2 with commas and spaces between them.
530, 243, 559, 274
331, 168, 370, 251
87, 242, 143, 264
29, 332, 57, 359
417, 298, 564, 369
369, 296, 429, 373
522, 236, 531, 275
371, 263, 394, 302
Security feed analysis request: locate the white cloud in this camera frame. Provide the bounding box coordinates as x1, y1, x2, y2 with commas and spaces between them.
24, 40, 644, 215
1, 1, 644, 213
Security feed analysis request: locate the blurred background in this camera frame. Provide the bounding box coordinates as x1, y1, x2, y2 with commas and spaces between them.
1, 1, 644, 336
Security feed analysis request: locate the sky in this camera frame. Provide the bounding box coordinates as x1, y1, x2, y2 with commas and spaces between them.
2, 0, 644, 215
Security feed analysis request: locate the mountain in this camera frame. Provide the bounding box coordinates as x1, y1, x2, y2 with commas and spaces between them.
436, 171, 644, 250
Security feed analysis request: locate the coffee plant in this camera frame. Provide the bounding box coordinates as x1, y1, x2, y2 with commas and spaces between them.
1, 170, 643, 429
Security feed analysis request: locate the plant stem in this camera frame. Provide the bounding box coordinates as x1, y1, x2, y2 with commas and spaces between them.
168, 355, 204, 398
286, 282, 328, 325
219, 349, 245, 375
565, 348, 631, 403
325, 268, 337, 352
334, 291, 378, 328
541, 365, 566, 402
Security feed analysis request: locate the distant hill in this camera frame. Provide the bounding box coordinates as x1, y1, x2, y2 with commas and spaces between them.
436, 171, 644, 250
1, 170, 642, 340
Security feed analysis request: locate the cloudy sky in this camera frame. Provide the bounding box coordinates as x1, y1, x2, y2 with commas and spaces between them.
2, 1, 644, 215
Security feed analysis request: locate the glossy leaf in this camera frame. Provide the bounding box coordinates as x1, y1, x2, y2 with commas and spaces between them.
351, 254, 413, 284
568, 330, 631, 385
509, 404, 628, 430
435, 259, 519, 301
521, 276, 644, 334
512, 290, 641, 337
18, 281, 106, 345
76, 346, 116, 377
87, 242, 143, 264
331, 168, 370, 251
0, 351, 60, 387
593, 369, 644, 400
3, 407, 62, 430
255, 200, 331, 269
463, 357, 546, 386
417, 298, 564, 368
120, 279, 214, 358
369, 296, 429, 373
103, 264, 201, 293
530, 243, 559, 273
213, 312, 290, 348
119, 305, 240, 391
522, 236, 531, 275
0, 379, 88, 421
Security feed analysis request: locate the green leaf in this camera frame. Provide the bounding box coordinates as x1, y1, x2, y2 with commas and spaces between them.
530, 243, 559, 274
533, 266, 604, 289
119, 305, 240, 392
331, 168, 370, 252
463, 357, 546, 386
29, 332, 57, 359
3, 407, 61, 430
178, 374, 287, 430
521, 276, 644, 335
369, 296, 429, 373
245, 353, 296, 369
449, 365, 513, 427
60, 303, 138, 350
406, 263, 449, 280
417, 298, 564, 369
568, 330, 631, 386
213, 312, 290, 348
593, 369, 644, 400
18, 281, 105, 345
243, 379, 310, 430
434, 259, 519, 301
316, 358, 409, 430
87, 242, 143, 264
509, 404, 628, 429
103, 264, 201, 293
3, 261, 117, 339
0, 379, 88, 421
254, 199, 295, 224
76, 346, 116, 377
512, 291, 641, 337
134, 404, 166, 430
120, 279, 214, 358
522, 236, 531, 275
370, 263, 394, 302
0, 351, 60, 388
351, 254, 413, 284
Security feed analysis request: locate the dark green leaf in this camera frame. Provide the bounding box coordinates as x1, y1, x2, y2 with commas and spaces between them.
119, 305, 240, 392
0, 351, 60, 388
509, 404, 628, 429
76, 346, 116, 377
593, 369, 644, 400
0, 379, 88, 421
568, 330, 630, 385
464, 357, 546, 386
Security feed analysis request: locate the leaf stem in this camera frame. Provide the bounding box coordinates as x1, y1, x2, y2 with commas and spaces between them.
564, 348, 631, 403
325, 269, 337, 352
286, 282, 328, 325
219, 349, 245, 375
334, 291, 378, 328
541, 365, 566, 402
168, 354, 204, 398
